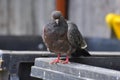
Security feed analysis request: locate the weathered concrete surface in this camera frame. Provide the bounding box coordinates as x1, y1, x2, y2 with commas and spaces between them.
31, 67, 87, 80
31, 58, 120, 80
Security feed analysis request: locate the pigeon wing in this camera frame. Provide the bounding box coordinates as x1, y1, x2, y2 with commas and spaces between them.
67, 22, 87, 49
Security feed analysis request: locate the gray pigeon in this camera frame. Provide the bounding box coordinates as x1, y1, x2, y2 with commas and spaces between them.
67, 21, 90, 57
42, 11, 90, 64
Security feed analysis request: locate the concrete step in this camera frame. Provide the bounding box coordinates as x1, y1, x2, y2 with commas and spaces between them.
31, 58, 120, 80
31, 66, 90, 80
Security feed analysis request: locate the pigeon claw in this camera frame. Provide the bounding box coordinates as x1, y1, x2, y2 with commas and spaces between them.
50, 59, 60, 64
61, 60, 69, 64
61, 56, 70, 64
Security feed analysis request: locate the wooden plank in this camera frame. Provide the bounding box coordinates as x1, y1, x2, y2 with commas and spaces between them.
33, 0, 55, 35
19, 0, 33, 35
115, 0, 120, 13
0, 0, 120, 37
8, 0, 33, 35
8, 0, 21, 35
0, 0, 8, 35
68, 0, 116, 38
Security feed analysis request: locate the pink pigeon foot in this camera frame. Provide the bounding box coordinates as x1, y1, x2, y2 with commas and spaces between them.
61, 55, 70, 64
50, 54, 60, 64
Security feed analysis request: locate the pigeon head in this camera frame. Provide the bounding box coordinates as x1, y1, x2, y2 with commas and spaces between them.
52, 11, 62, 19
51, 11, 62, 24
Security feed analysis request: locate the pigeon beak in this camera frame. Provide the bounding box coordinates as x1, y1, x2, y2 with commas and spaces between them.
55, 19, 59, 24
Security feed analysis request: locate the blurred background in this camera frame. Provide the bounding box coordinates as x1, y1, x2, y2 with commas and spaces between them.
0, 0, 119, 38
0, 0, 120, 51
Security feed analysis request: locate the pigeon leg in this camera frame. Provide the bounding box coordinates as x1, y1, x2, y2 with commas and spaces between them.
50, 54, 60, 64
61, 55, 70, 64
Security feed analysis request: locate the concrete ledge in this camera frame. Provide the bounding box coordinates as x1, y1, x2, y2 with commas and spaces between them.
31, 66, 87, 80
31, 58, 120, 80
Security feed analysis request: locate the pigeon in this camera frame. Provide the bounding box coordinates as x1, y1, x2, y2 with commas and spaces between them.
42, 11, 90, 64
67, 21, 90, 57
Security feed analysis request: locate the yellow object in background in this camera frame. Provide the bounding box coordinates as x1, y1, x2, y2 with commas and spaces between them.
105, 13, 120, 39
